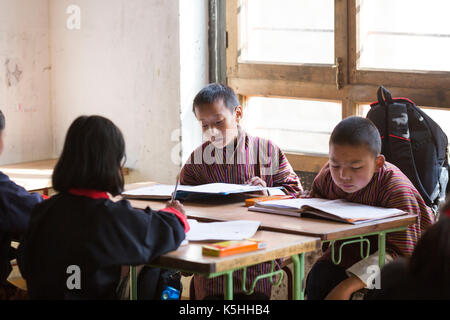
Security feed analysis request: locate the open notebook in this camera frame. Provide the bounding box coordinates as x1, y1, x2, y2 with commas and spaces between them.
248, 198, 406, 224
122, 183, 284, 200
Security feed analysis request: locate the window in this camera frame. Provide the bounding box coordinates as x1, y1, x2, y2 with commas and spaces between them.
226, 0, 450, 171
358, 0, 450, 72
239, 0, 334, 64
242, 97, 341, 154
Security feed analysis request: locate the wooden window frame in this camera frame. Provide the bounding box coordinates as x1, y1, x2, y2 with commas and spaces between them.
226, 0, 450, 172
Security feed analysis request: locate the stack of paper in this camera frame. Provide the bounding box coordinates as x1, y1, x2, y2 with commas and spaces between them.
122, 183, 284, 200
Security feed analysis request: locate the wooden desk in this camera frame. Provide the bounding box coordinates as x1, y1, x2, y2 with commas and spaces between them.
125, 182, 417, 273
128, 197, 416, 241
0, 159, 55, 194
0, 159, 130, 194
130, 230, 320, 300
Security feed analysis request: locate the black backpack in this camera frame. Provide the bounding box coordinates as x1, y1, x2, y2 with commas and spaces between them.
367, 86, 449, 214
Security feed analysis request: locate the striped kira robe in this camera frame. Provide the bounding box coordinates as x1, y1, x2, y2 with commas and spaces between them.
312, 161, 435, 269
180, 126, 302, 299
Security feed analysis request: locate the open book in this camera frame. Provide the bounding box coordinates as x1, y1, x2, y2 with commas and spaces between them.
248, 198, 406, 224
122, 183, 284, 200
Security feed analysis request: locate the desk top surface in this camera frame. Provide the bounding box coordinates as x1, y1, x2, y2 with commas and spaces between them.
125, 182, 417, 241
0, 159, 56, 191
0, 159, 129, 192
152, 230, 320, 274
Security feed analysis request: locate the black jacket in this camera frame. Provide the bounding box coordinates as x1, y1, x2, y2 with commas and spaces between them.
19, 193, 185, 299
0, 171, 42, 284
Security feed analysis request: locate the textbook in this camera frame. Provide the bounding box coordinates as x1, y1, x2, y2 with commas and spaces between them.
122, 183, 283, 200
202, 239, 267, 257
248, 198, 406, 224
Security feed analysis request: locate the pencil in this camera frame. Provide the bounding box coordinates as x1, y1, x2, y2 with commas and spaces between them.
171, 173, 180, 202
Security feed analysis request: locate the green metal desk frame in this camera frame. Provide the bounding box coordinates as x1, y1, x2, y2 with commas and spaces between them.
129, 253, 306, 301
129, 226, 407, 301
325, 226, 408, 269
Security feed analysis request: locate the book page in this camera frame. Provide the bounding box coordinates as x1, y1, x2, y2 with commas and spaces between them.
122, 184, 177, 197
256, 198, 331, 210
123, 183, 279, 198
123, 184, 201, 198
184, 183, 271, 194
301, 199, 405, 221
267, 187, 287, 196
186, 219, 261, 241
256, 198, 405, 221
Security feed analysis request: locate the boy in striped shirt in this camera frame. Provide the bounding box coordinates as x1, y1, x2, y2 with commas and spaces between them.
180, 83, 302, 300
305, 116, 435, 300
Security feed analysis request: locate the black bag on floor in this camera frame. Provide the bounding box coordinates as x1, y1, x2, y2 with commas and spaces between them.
367, 86, 449, 214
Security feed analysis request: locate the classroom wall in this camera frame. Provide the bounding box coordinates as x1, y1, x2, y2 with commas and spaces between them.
49, 0, 193, 183
0, 0, 53, 164
179, 0, 208, 164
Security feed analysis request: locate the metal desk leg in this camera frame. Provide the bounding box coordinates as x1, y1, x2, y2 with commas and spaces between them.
224, 271, 234, 300
130, 266, 138, 300
291, 253, 305, 300
378, 232, 386, 269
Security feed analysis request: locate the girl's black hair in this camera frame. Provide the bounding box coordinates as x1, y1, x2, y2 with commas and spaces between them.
52, 115, 125, 196
329, 116, 382, 157
193, 83, 240, 112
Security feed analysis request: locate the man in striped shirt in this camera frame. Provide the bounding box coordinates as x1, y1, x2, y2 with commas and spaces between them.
305, 116, 435, 300
180, 83, 302, 300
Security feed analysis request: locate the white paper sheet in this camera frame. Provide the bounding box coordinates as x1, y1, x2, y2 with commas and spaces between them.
123, 183, 281, 197
185, 219, 261, 241
267, 187, 287, 196
123, 184, 176, 197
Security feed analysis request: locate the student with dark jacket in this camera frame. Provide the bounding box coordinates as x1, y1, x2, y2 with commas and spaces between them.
0, 110, 42, 299
367, 200, 450, 300
19, 115, 188, 299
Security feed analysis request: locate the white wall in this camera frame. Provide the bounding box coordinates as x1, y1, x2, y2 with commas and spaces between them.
0, 0, 52, 164
179, 0, 208, 164
50, 0, 184, 183
0, 0, 208, 183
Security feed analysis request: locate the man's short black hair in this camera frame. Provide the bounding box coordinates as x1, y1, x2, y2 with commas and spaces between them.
52, 115, 125, 196
193, 83, 240, 113
0, 110, 5, 131
329, 116, 381, 157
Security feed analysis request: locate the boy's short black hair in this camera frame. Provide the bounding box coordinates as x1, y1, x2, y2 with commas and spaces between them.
52, 115, 125, 196
0, 110, 5, 130
329, 116, 381, 157
193, 83, 240, 113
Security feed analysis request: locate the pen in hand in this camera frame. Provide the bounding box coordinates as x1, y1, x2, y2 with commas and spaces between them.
171, 173, 180, 202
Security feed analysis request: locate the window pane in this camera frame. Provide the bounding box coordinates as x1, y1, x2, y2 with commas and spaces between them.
358, 104, 370, 117
421, 108, 450, 149
239, 0, 334, 64
241, 97, 341, 154
358, 0, 450, 71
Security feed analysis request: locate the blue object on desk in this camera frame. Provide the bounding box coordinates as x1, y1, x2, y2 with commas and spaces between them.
161, 286, 180, 300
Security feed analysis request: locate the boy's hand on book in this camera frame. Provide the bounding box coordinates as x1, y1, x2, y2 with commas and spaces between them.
247, 177, 268, 195
248, 176, 267, 188
166, 200, 186, 216
297, 190, 312, 198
